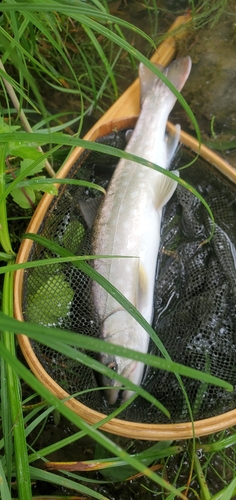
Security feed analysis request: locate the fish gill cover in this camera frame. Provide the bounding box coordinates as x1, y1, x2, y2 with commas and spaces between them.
23, 129, 236, 424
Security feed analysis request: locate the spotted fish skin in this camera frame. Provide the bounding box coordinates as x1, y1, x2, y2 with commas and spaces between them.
92, 57, 192, 404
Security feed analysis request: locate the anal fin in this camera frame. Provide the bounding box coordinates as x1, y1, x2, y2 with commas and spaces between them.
166, 124, 181, 166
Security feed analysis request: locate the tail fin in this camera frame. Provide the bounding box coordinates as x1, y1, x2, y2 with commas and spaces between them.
139, 56, 191, 105
164, 56, 192, 93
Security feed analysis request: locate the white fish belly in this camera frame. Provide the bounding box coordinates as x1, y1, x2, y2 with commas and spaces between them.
92, 92, 173, 329
93, 162, 164, 327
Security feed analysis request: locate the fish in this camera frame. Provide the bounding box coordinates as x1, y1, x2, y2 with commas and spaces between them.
92, 56, 192, 404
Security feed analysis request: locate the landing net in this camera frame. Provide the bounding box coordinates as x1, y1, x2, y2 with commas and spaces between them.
22, 129, 236, 423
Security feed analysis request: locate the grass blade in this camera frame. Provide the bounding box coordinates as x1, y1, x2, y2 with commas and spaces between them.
22, 233, 232, 392
193, 452, 211, 500
211, 477, 236, 500
0, 459, 12, 500
0, 143, 14, 255
2, 267, 32, 499
0, 339, 188, 499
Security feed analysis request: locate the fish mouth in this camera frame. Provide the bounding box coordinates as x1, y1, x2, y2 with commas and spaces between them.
104, 385, 122, 405
100, 355, 121, 405
104, 384, 135, 405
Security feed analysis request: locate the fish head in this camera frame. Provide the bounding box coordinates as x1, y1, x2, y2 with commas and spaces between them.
99, 351, 144, 405
99, 311, 146, 404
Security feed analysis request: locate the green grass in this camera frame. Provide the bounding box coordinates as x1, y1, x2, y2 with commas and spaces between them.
0, 0, 235, 499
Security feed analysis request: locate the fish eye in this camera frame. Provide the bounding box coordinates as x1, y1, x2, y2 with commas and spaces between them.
107, 360, 118, 372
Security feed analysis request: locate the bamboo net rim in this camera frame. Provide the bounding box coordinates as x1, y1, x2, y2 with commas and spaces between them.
14, 114, 236, 440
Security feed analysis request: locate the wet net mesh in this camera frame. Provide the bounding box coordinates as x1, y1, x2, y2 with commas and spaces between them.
22, 128, 236, 424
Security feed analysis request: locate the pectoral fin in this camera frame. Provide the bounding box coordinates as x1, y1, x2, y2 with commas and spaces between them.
155, 170, 179, 210
139, 263, 148, 296
137, 263, 149, 314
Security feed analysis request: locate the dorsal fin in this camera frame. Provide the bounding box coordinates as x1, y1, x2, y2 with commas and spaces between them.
79, 197, 103, 229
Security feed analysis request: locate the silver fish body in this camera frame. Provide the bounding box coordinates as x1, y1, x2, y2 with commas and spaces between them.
92, 56, 192, 404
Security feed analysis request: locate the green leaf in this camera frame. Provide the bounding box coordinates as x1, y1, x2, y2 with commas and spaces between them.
204, 140, 236, 151
28, 180, 58, 195
11, 145, 44, 160
0, 116, 20, 134
95, 441, 174, 481
11, 186, 35, 209
62, 219, 86, 253
27, 273, 74, 324
20, 157, 45, 175
215, 477, 236, 500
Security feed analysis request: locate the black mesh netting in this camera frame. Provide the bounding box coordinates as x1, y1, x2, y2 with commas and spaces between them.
22, 128, 236, 424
